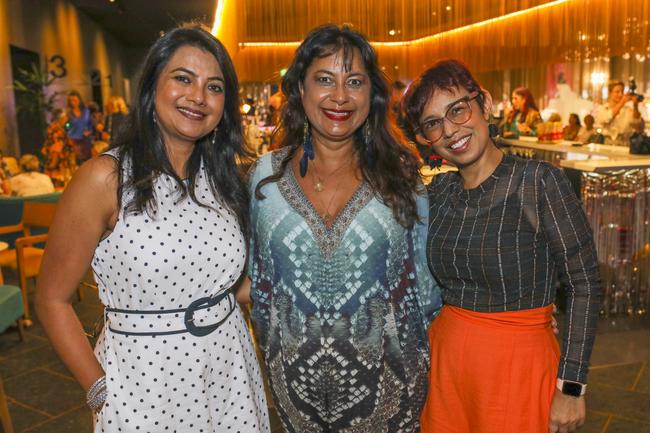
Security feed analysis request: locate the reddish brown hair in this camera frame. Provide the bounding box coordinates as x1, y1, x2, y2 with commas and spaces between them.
403, 59, 487, 131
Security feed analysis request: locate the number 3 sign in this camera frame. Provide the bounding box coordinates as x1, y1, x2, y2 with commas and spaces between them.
49, 55, 67, 79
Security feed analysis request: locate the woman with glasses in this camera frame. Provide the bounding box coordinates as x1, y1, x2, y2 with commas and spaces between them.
403, 60, 601, 433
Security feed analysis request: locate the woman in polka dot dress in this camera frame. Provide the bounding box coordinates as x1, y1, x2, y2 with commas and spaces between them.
35, 25, 270, 432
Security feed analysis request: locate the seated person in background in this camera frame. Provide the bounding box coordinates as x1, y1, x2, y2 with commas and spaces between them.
7, 154, 55, 196
547, 112, 562, 123
1, 155, 20, 176
0, 174, 8, 195
0, 152, 9, 195
576, 114, 597, 143
595, 80, 642, 145
563, 113, 581, 140
501, 86, 542, 138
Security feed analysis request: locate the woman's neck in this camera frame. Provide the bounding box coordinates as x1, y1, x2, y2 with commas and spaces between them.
165, 142, 194, 178
311, 137, 357, 172
458, 144, 504, 189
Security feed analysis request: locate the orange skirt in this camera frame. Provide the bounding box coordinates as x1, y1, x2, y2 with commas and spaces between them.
420, 305, 559, 433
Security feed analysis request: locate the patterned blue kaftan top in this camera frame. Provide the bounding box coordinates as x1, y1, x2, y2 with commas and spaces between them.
248, 149, 441, 433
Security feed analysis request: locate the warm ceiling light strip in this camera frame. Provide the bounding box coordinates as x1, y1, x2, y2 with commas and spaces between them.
211, 0, 226, 36
239, 0, 569, 48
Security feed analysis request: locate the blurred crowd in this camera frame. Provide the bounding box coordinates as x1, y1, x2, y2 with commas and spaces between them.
0, 91, 129, 196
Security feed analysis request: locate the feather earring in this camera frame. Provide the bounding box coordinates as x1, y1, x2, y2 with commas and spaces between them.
299, 121, 314, 177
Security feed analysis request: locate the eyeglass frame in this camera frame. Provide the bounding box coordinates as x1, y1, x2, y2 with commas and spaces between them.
416, 92, 480, 143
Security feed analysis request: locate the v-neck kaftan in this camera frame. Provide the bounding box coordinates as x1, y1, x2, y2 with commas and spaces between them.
248, 149, 441, 433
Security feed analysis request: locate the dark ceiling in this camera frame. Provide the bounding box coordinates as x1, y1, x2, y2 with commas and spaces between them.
69, 0, 217, 49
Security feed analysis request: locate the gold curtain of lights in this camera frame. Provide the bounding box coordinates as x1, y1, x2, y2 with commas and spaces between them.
217, 0, 649, 101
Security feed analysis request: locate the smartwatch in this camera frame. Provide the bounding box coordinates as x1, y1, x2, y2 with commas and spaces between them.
556, 379, 587, 397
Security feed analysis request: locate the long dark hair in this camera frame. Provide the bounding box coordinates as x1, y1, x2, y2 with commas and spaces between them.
510, 86, 538, 124
255, 24, 421, 228
112, 23, 249, 234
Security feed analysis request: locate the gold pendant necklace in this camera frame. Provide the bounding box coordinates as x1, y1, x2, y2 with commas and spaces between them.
313, 177, 325, 192
311, 155, 354, 193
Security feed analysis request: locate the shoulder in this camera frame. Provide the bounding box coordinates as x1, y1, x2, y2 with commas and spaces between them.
252, 148, 293, 178
508, 156, 568, 191
526, 109, 541, 122
248, 152, 274, 183
72, 154, 119, 193
426, 170, 458, 196
54, 155, 119, 226
34, 172, 53, 182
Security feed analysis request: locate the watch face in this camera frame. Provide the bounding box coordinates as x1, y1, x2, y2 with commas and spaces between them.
562, 381, 583, 397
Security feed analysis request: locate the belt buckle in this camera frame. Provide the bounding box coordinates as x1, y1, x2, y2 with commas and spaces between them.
184, 296, 217, 337
183, 290, 234, 337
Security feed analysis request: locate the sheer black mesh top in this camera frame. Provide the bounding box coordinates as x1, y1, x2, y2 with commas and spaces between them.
426, 153, 601, 383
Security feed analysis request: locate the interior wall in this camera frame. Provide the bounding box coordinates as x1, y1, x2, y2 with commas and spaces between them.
0, 0, 128, 156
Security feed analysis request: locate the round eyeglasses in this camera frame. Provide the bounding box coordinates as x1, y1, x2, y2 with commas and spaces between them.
418, 92, 479, 143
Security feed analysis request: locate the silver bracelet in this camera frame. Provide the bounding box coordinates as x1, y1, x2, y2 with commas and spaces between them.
86, 375, 107, 412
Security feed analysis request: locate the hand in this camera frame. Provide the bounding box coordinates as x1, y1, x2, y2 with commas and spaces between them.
551, 304, 560, 335
517, 123, 531, 133
549, 390, 585, 433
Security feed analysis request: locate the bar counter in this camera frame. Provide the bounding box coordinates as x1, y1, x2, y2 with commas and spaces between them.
498, 137, 650, 172
498, 138, 650, 317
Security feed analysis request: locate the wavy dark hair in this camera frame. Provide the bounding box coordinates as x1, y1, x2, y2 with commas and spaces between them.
255, 24, 421, 228
112, 23, 249, 234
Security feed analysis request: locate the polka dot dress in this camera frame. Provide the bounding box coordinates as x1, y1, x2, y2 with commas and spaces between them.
91, 153, 269, 432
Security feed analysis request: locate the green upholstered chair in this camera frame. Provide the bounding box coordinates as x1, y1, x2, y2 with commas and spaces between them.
0, 284, 23, 337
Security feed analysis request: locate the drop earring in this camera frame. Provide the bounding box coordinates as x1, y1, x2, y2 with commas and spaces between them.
211, 128, 218, 146
363, 120, 375, 168
488, 123, 499, 138
299, 121, 314, 177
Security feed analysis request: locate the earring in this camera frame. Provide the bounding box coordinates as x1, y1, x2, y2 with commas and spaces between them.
488, 123, 499, 138
363, 121, 371, 147
153, 112, 157, 124
363, 120, 375, 168
211, 128, 218, 146
299, 121, 314, 178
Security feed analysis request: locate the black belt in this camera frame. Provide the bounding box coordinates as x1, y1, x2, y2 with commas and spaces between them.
105, 288, 236, 337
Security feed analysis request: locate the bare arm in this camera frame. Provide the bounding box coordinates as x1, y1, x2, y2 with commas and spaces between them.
236, 276, 252, 305
35, 156, 118, 391
610, 94, 635, 119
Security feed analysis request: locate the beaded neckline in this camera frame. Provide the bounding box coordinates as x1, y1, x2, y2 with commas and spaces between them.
272, 148, 374, 258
